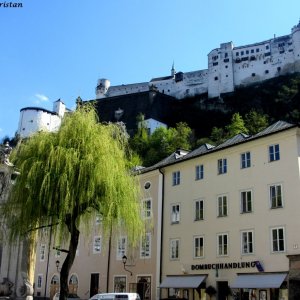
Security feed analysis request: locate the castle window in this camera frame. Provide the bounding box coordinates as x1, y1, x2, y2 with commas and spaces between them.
265, 70, 269, 74
277, 67, 281, 72
251, 49, 254, 54
223, 58, 229, 63
236, 52, 239, 56
266, 45, 269, 50
214, 76, 218, 81
225, 53, 228, 58
265, 52, 271, 57
213, 62, 218, 66
241, 51, 244, 55
225, 65, 228, 68
246, 50, 249, 54
252, 73, 256, 77
256, 48, 259, 53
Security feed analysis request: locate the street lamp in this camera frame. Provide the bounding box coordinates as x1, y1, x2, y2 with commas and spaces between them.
122, 255, 132, 276
56, 260, 61, 272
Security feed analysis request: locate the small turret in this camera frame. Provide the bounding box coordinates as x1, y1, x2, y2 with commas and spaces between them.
171, 62, 176, 77
96, 79, 110, 99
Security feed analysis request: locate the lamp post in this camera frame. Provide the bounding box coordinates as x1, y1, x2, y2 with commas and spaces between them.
56, 260, 61, 272
122, 255, 132, 276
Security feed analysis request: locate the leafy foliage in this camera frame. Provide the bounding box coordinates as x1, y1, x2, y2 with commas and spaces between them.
130, 121, 192, 167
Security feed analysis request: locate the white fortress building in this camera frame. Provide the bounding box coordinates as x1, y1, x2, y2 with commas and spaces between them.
17, 99, 69, 138
96, 20, 300, 100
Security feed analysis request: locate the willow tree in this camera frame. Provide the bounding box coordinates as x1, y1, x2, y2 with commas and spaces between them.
2, 106, 144, 300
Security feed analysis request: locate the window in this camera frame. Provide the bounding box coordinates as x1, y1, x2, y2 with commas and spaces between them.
218, 158, 227, 174
55, 245, 61, 258
40, 244, 46, 261
195, 199, 204, 221
114, 276, 126, 292
269, 144, 280, 162
241, 51, 244, 55
252, 73, 256, 77
241, 152, 251, 169
93, 236, 101, 254
140, 233, 151, 258
117, 236, 127, 259
195, 164, 204, 180
214, 76, 218, 81
194, 236, 204, 258
218, 195, 228, 217
270, 184, 283, 208
95, 214, 102, 225
171, 204, 180, 223
236, 52, 239, 56
172, 171, 180, 186
142, 198, 152, 219
241, 190, 252, 213
217, 233, 228, 256
170, 239, 179, 260
241, 230, 254, 254
271, 227, 285, 252
37, 274, 43, 289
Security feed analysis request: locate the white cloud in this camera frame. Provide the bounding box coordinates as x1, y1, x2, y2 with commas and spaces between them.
35, 93, 49, 103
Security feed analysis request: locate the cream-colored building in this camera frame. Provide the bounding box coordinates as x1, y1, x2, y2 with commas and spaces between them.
144, 121, 300, 300
33, 169, 163, 300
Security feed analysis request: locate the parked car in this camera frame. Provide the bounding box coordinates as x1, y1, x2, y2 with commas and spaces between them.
89, 293, 140, 300
53, 292, 80, 300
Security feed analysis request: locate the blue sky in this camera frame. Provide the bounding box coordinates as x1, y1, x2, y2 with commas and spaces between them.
0, 0, 299, 140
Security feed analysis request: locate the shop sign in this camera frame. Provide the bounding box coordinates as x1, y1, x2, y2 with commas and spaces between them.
191, 261, 259, 271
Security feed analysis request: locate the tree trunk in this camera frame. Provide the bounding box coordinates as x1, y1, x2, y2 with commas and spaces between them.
59, 218, 80, 300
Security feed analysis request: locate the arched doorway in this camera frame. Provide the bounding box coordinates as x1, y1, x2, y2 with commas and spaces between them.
50, 275, 60, 300
69, 274, 78, 294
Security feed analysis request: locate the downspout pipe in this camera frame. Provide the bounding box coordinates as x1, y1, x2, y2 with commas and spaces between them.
158, 168, 165, 300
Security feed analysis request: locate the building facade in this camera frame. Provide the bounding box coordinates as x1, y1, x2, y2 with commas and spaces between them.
142, 121, 300, 300
96, 20, 300, 100
33, 169, 163, 300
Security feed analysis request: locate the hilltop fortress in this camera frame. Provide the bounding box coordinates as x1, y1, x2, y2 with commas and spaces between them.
96, 20, 300, 100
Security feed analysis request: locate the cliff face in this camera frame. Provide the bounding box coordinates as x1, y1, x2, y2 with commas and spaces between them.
90, 73, 300, 140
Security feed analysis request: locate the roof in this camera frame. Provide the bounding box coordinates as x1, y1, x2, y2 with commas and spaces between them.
20, 107, 58, 116
150, 75, 174, 82
139, 120, 296, 174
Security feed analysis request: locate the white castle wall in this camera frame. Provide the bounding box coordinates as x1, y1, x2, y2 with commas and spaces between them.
17, 100, 66, 138
96, 21, 300, 100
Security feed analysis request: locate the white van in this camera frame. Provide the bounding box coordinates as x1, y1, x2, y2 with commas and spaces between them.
89, 293, 140, 300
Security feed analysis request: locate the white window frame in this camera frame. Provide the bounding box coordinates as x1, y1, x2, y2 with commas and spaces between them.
269, 184, 283, 208
93, 236, 102, 254
241, 190, 252, 213
218, 158, 227, 174
171, 203, 180, 224
142, 198, 152, 219
271, 226, 285, 253
194, 235, 204, 258
117, 236, 127, 260
241, 230, 254, 255
170, 239, 179, 260
140, 232, 151, 258
37, 274, 43, 289
172, 171, 180, 186
217, 195, 228, 217
269, 144, 280, 162
241, 151, 251, 169
217, 233, 228, 256
195, 199, 204, 221
195, 164, 204, 180
40, 244, 46, 262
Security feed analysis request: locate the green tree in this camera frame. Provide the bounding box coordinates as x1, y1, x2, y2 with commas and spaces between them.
210, 126, 225, 145
2, 106, 144, 300
142, 123, 192, 166
244, 109, 269, 135
225, 112, 248, 138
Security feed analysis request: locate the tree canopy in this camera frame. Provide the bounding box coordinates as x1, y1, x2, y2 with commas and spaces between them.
2, 106, 144, 300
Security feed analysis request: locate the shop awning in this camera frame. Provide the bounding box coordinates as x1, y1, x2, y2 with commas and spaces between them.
231, 273, 287, 289
159, 275, 206, 288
